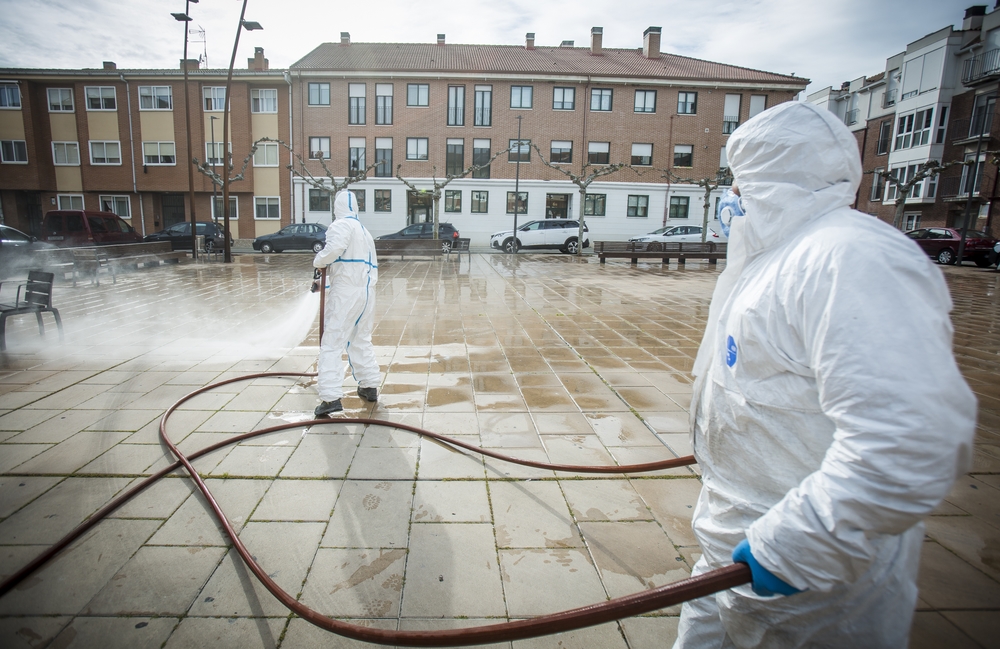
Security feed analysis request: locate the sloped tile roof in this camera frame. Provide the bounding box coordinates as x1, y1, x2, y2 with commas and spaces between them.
291, 43, 808, 86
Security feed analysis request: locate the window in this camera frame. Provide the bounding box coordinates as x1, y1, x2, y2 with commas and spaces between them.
406, 138, 428, 161
407, 84, 429, 107
375, 189, 392, 212
674, 144, 693, 167
206, 142, 229, 165
510, 86, 533, 109
212, 196, 238, 220
255, 197, 280, 219
871, 168, 885, 201
86, 86, 116, 110
895, 108, 933, 150
0, 140, 27, 163
935, 106, 948, 144
0, 84, 20, 108
588, 141, 610, 165
509, 139, 530, 163
58, 195, 84, 210
471, 190, 489, 213
52, 142, 80, 166
970, 94, 995, 137
961, 154, 985, 196
253, 142, 278, 166
551, 140, 573, 164
375, 137, 392, 177
89, 141, 121, 165
877, 120, 892, 155
474, 85, 492, 126
349, 137, 366, 176
48, 88, 74, 112
448, 86, 465, 126
309, 136, 331, 159
634, 90, 656, 113
583, 194, 606, 216
349, 83, 366, 125
627, 195, 649, 217
251, 88, 277, 113
446, 139, 464, 176
749, 94, 767, 119
904, 213, 921, 230
678, 91, 697, 114
99, 195, 131, 218
723, 94, 741, 134
136, 86, 171, 111
473, 139, 491, 178
506, 191, 528, 214
553, 87, 575, 110
631, 143, 652, 166
886, 165, 925, 201
376, 84, 393, 125
309, 189, 330, 212
350, 189, 366, 212
669, 196, 690, 218
203, 87, 226, 111
308, 83, 330, 106
590, 88, 612, 111
143, 141, 175, 165
445, 189, 462, 212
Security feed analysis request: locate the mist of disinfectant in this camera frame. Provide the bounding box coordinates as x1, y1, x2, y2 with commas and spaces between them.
242, 289, 322, 350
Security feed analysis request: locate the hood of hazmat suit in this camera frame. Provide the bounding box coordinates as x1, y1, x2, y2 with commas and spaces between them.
683, 102, 975, 647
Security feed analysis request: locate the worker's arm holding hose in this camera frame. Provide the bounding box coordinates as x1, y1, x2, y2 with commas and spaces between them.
313, 218, 352, 269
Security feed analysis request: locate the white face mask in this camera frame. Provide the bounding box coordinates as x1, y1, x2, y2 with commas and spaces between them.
717, 189, 745, 238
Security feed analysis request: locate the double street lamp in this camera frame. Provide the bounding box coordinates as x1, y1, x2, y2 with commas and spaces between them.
172, 0, 199, 259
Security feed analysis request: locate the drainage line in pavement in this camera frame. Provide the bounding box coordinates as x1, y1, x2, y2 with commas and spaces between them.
0, 371, 751, 646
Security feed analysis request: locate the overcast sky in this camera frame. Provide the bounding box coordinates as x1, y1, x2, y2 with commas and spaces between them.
0, 0, 975, 96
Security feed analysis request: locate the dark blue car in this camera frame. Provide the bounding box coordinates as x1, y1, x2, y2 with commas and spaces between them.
253, 223, 328, 253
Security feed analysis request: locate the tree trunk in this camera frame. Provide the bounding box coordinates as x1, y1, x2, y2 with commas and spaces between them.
432, 191, 440, 239
578, 187, 588, 256
701, 183, 712, 243
892, 197, 906, 230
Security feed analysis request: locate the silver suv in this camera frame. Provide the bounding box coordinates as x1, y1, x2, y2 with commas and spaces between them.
490, 219, 590, 254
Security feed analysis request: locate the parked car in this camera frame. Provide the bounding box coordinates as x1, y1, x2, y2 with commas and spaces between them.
0, 225, 57, 278
253, 223, 328, 253
144, 221, 232, 252
904, 227, 998, 266
991, 240, 1000, 269
40, 209, 142, 247
377, 222, 460, 252
629, 225, 724, 245
490, 219, 589, 254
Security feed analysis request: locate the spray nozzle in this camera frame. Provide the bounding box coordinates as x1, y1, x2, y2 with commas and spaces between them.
310, 268, 322, 293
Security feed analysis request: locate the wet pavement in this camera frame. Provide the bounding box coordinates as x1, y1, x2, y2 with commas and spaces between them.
0, 253, 996, 649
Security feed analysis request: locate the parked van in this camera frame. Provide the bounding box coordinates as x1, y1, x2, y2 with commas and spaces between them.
40, 210, 142, 247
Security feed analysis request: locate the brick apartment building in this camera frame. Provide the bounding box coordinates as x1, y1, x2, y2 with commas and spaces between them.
1, 29, 806, 246
809, 4, 1000, 238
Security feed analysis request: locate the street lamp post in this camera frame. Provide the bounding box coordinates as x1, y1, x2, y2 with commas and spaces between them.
511, 115, 523, 254
209, 115, 219, 225
221, 0, 262, 263
172, 0, 199, 260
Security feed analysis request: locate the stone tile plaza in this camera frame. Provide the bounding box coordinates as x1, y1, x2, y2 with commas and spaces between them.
0, 254, 996, 648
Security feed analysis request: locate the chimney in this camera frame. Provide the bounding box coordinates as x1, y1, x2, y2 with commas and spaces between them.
179, 58, 199, 71
526, 33, 535, 50
103, 61, 117, 71
437, 33, 446, 45
560, 40, 574, 47
591, 27, 603, 56
340, 31, 350, 46
248, 47, 268, 71
643, 26, 661, 59
963, 5, 987, 30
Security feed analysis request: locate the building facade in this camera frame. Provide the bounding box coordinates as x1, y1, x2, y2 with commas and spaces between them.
0, 31, 806, 246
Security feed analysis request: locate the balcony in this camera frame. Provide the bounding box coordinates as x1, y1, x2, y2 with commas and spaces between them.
963, 48, 1000, 86
882, 89, 897, 109
845, 109, 859, 126
722, 116, 739, 135
951, 112, 994, 145
938, 173, 985, 202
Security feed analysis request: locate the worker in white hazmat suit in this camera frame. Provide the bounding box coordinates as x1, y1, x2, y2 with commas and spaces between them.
674, 102, 976, 648
312, 190, 380, 417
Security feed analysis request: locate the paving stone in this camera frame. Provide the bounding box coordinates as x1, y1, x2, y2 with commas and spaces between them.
490, 481, 582, 548
0, 476, 132, 545
251, 478, 341, 521
299, 547, 406, 617
147, 478, 271, 546
908, 612, 981, 649
281, 617, 397, 649
0, 476, 62, 519
45, 616, 178, 649
346, 446, 418, 480
499, 548, 606, 616
0, 443, 51, 473
586, 413, 662, 447
321, 480, 413, 549
281, 433, 361, 478
12, 431, 130, 474
541, 434, 617, 467
619, 616, 680, 649
9, 409, 108, 443
511, 621, 629, 648
561, 479, 650, 522
630, 478, 703, 547
108, 476, 196, 520
0, 616, 72, 649
417, 437, 485, 479
940, 611, 1000, 648
0, 408, 59, 432
412, 480, 491, 523
162, 616, 285, 649
208, 444, 295, 479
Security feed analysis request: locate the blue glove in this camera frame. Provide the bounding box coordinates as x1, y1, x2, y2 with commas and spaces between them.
732, 539, 803, 597
717, 189, 745, 238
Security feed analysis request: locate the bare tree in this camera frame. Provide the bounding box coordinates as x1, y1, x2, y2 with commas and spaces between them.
393, 147, 510, 247
872, 160, 970, 230
530, 144, 628, 255
660, 168, 733, 243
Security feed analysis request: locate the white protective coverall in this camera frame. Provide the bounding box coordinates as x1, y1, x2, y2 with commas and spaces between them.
674, 102, 976, 648
313, 190, 380, 402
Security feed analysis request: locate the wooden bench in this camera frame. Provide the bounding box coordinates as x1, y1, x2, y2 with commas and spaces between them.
595, 241, 728, 265
446, 237, 471, 261
374, 239, 446, 259
31, 242, 188, 282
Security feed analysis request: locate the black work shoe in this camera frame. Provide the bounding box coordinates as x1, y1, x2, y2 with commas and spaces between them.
357, 387, 378, 402
314, 399, 343, 417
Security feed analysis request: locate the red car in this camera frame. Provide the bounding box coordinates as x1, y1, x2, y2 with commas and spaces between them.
904, 227, 998, 266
